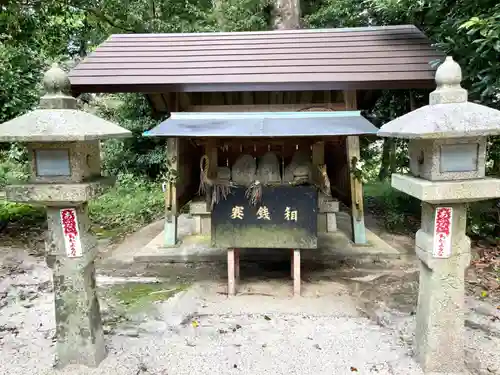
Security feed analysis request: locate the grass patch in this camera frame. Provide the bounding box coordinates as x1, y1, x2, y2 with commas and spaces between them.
0, 201, 45, 223
1, 173, 164, 243
108, 282, 189, 310
88, 173, 164, 241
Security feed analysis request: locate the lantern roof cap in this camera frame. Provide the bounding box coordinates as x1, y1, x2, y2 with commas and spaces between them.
378, 56, 500, 139
0, 63, 131, 142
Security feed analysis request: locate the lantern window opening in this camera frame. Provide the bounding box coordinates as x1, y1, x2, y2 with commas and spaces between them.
34, 148, 71, 177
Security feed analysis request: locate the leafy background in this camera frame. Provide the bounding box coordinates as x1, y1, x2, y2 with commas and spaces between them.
0, 0, 498, 244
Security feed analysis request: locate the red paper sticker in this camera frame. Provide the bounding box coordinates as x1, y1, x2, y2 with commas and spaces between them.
433, 207, 453, 258
60, 208, 83, 258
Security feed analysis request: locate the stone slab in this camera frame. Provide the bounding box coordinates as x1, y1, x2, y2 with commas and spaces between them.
5, 177, 115, 205
391, 173, 500, 203
190, 199, 209, 215
326, 213, 337, 232
200, 216, 211, 235
318, 194, 339, 213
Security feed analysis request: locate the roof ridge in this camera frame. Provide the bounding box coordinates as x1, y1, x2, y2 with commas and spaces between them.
108, 25, 420, 38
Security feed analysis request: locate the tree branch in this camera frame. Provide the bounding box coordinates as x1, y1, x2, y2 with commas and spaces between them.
79, 6, 139, 33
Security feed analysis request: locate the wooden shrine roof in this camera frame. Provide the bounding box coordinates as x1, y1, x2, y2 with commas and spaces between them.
69, 25, 443, 94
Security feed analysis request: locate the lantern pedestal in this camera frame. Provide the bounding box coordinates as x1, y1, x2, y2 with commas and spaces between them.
45, 204, 106, 367
415, 202, 470, 373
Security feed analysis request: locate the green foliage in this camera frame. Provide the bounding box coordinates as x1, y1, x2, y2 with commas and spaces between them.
0, 43, 44, 123
88, 173, 164, 239
468, 201, 500, 243
0, 201, 45, 225
364, 182, 421, 233
0, 148, 43, 228
365, 182, 500, 242
0, 146, 30, 188
304, 0, 372, 28
212, 0, 272, 31
97, 94, 167, 178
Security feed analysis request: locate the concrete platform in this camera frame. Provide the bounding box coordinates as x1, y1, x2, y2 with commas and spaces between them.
129, 212, 406, 266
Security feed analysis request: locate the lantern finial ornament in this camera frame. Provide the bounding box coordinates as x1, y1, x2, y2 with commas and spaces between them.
430, 56, 467, 105
434, 56, 462, 88
43, 63, 71, 96
40, 62, 76, 110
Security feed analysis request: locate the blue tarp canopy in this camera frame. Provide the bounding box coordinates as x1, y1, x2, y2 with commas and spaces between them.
143, 111, 378, 138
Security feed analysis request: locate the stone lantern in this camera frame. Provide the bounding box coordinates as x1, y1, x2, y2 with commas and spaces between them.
378, 56, 500, 374
0, 63, 131, 367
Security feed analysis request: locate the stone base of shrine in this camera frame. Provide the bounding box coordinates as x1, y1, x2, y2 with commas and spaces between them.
131, 212, 403, 266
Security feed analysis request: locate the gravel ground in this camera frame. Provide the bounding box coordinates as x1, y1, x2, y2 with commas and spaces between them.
1, 246, 499, 375
0, 282, 424, 375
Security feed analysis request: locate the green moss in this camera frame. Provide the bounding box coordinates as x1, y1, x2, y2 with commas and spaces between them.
92, 226, 121, 239
108, 282, 189, 310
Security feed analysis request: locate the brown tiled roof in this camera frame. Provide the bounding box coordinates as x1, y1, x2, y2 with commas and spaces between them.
69, 25, 443, 93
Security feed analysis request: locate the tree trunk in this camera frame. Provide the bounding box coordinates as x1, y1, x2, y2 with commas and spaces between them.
389, 139, 397, 174
271, 0, 301, 29
378, 138, 393, 181
212, 0, 225, 29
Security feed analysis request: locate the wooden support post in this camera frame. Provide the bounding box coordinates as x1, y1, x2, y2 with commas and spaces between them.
164, 137, 179, 247
344, 90, 367, 245
235, 248, 240, 283
293, 249, 301, 296
312, 141, 325, 185
227, 248, 236, 296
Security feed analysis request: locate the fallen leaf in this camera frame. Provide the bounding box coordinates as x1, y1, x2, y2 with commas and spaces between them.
350, 366, 358, 372
481, 291, 488, 298
235, 324, 242, 329
474, 263, 490, 269
191, 320, 199, 328
264, 315, 271, 321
